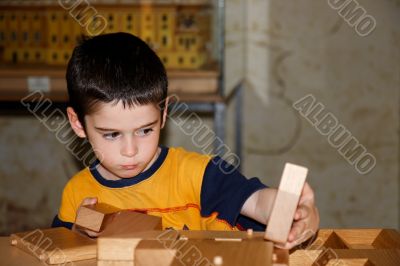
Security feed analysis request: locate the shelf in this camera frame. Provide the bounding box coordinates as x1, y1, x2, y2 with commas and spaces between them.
0, 65, 220, 103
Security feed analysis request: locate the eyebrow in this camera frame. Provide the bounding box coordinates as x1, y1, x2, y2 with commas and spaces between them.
94, 120, 159, 132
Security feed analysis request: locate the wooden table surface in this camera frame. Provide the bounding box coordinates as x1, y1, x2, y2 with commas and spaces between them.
2, 228, 400, 265
0, 237, 96, 266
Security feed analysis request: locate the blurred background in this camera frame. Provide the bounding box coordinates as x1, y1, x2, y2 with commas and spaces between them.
0, 0, 398, 235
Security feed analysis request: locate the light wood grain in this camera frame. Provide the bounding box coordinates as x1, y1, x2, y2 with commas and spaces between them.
290, 229, 400, 266
334, 229, 400, 249
100, 211, 162, 237
98, 230, 176, 261
5, 228, 400, 266
97, 261, 133, 266
0, 66, 219, 102
135, 240, 177, 265
265, 163, 308, 244
178, 230, 265, 241
1, 237, 96, 266
75, 203, 120, 233
133, 239, 276, 266
10, 227, 96, 264
327, 249, 400, 266
326, 258, 374, 266
167, 239, 275, 266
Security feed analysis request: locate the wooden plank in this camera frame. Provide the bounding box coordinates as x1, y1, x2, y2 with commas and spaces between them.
265, 163, 308, 244
75, 203, 120, 233
0, 66, 219, 102
10, 227, 96, 265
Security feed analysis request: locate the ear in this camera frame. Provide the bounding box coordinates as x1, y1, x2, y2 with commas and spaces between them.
160, 97, 169, 129
67, 107, 87, 138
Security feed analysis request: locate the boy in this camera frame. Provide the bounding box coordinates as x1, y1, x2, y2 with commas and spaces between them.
52, 32, 319, 249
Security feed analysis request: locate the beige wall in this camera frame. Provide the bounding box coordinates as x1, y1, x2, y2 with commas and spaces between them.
244, 0, 399, 228
0, 117, 79, 234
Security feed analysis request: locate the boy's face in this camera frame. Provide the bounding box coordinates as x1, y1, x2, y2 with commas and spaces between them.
68, 101, 167, 180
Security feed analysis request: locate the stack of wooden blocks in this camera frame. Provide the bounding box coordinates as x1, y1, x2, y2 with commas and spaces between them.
11, 163, 399, 265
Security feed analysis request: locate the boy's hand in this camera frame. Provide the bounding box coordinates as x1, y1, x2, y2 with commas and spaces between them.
276, 182, 320, 249
72, 197, 100, 238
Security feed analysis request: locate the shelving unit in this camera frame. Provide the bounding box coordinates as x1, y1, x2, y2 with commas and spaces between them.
0, 0, 245, 166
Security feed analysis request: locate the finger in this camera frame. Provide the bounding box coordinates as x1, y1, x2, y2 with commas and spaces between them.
273, 242, 287, 249
274, 240, 295, 250
73, 224, 100, 238
299, 182, 315, 204
288, 220, 307, 242
81, 197, 98, 206
294, 205, 309, 220
85, 229, 100, 238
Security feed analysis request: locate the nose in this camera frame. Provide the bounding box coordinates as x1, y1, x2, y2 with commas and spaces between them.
121, 138, 138, 157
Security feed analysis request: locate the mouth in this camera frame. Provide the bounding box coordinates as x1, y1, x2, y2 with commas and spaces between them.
120, 164, 139, 170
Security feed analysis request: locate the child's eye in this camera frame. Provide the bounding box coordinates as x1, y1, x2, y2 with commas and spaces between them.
136, 128, 153, 137
103, 132, 120, 140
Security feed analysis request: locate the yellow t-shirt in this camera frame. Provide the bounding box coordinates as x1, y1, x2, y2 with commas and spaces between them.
54, 146, 266, 231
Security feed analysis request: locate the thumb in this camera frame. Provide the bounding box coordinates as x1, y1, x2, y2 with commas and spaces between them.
81, 197, 98, 206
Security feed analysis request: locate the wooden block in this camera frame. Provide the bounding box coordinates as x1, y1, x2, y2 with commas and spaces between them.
177, 230, 265, 242
98, 230, 178, 261
265, 163, 308, 244
75, 203, 120, 233
104, 239, 278, 266
273, 248, 290, 266
98, 231, 287, 266
325, 249, 400, 266
307, 229, 335, 249
10, 227, 96, 265
334, 229, 400, 249
371, 229, 400, 249
135, 240, 177, 266
319, 231, 350, 249
98, 237, 141, 261
97, 260, 134, 266
166, 239, 277, 266
290, 249, 324, 266
291, 249, 400, 266
100, 211, 162, 236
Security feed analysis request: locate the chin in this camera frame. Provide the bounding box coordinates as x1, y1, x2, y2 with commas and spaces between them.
118, 168, 144, 179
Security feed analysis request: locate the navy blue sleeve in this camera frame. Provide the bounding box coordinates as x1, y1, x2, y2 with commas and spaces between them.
51, 215, 73, 230
200, 156, 267, 231
236, 214, 266, 231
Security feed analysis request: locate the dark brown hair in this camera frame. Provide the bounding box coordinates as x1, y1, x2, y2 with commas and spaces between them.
66, 32, 168, 125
